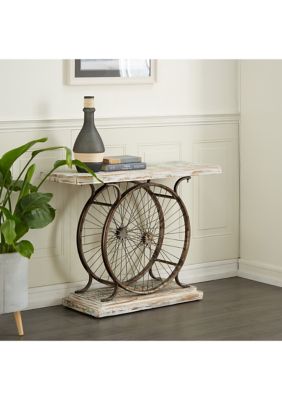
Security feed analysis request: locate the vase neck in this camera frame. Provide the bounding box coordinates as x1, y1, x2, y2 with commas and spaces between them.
83, 108, 95, 127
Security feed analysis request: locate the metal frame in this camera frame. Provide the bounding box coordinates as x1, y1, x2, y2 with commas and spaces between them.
75, 177, 192, 301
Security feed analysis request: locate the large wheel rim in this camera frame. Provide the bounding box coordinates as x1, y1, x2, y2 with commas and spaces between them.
102, 183, 164, 293
102, 182, 190, 294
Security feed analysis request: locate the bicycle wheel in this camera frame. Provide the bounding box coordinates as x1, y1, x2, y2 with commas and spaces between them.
102, 182, 190, 294
102, 183, 165, 293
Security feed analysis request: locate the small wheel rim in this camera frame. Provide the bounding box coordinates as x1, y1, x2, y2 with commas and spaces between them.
77, 184, 121, 286
147, 183, 191, 290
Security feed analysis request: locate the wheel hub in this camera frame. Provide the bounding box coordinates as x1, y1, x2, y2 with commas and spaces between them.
141, 231, 154, 246
116, 226, 128, 240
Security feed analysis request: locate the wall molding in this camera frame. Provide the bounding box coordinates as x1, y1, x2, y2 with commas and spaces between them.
0, 113, 240, 133
27, 259, 238, 310
238, 259, 282, 287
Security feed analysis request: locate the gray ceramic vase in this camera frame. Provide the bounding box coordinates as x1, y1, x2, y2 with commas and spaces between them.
73, 96, 105, 172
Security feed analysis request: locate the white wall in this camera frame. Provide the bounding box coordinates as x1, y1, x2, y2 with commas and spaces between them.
0, 60, 239, 307
239, 61, 282, 285
0, 60, 238, 120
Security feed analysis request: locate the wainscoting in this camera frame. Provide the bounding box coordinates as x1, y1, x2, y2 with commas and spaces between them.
0, 113, 240, 309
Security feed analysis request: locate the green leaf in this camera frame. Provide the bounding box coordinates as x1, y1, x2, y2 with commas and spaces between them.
7, 180, 37, 193
15, 192, 53, 215
72, 160, 103, 183
18, 163, 36, 200
1, 219, 16, 245
32, 146, 72, 168
13, 215, 29, 240
22, 204, 55, 229
53, 159, 102, 181
0, 206, 28, 241
0, 170, 12, 188
14, 240, 34, 259
14, 192, 55, 229
0, 206, 13, 220
38, 158, 103, 190
53, 159, 67, 169
0, 138, 47, 176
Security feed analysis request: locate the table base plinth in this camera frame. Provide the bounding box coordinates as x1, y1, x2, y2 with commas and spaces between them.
62, 282, 203, 318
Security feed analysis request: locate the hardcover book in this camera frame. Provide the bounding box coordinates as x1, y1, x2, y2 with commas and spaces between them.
101, 162, 146, 172
103, 155, 142, 164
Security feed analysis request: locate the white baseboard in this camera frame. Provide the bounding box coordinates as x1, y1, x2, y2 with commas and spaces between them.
27, 259, 238, 310
238, 259, 282, 287
28, 259, 282, 310
28, 280, 104, 310
179, 259, 238, 284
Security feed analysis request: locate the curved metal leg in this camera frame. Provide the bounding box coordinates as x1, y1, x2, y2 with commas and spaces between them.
174, 176, 191, 194
149, 268, 162, 281
173, 176, 192, 289
175, 273, 191, 289
101, 285, 119, 302
75, 275, 93, 293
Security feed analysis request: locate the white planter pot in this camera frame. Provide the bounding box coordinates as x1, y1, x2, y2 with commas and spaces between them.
0, 253, 28, 314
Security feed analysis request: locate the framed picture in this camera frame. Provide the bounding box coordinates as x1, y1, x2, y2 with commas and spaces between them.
67, 59, 156, 85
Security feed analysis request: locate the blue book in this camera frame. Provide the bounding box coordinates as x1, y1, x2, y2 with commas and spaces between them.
101, 162, 146, 172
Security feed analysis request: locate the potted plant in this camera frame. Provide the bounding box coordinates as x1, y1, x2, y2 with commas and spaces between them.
0, 138, 98, 336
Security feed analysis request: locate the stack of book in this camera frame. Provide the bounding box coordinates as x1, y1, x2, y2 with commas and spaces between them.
101, 155, 146, 172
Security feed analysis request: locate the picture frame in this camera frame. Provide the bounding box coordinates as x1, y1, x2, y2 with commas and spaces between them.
67, 59, 156, 85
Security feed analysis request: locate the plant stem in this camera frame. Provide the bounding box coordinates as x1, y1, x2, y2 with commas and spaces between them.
36, 166, 58, 190
7, 197, 12, 212
0, 178, 6, 201
2, 156, 34, 209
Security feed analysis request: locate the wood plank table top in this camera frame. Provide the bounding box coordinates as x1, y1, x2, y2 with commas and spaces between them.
47, 161, 222, 185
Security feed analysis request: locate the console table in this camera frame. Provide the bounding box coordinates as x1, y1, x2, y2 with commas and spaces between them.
48, 161, 222, 317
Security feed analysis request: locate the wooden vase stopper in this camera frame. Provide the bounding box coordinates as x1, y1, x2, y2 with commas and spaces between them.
84, 96, 94, 108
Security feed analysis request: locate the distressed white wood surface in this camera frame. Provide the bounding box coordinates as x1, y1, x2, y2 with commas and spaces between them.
47, 161, 222, 185
62, 283, 203, 318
